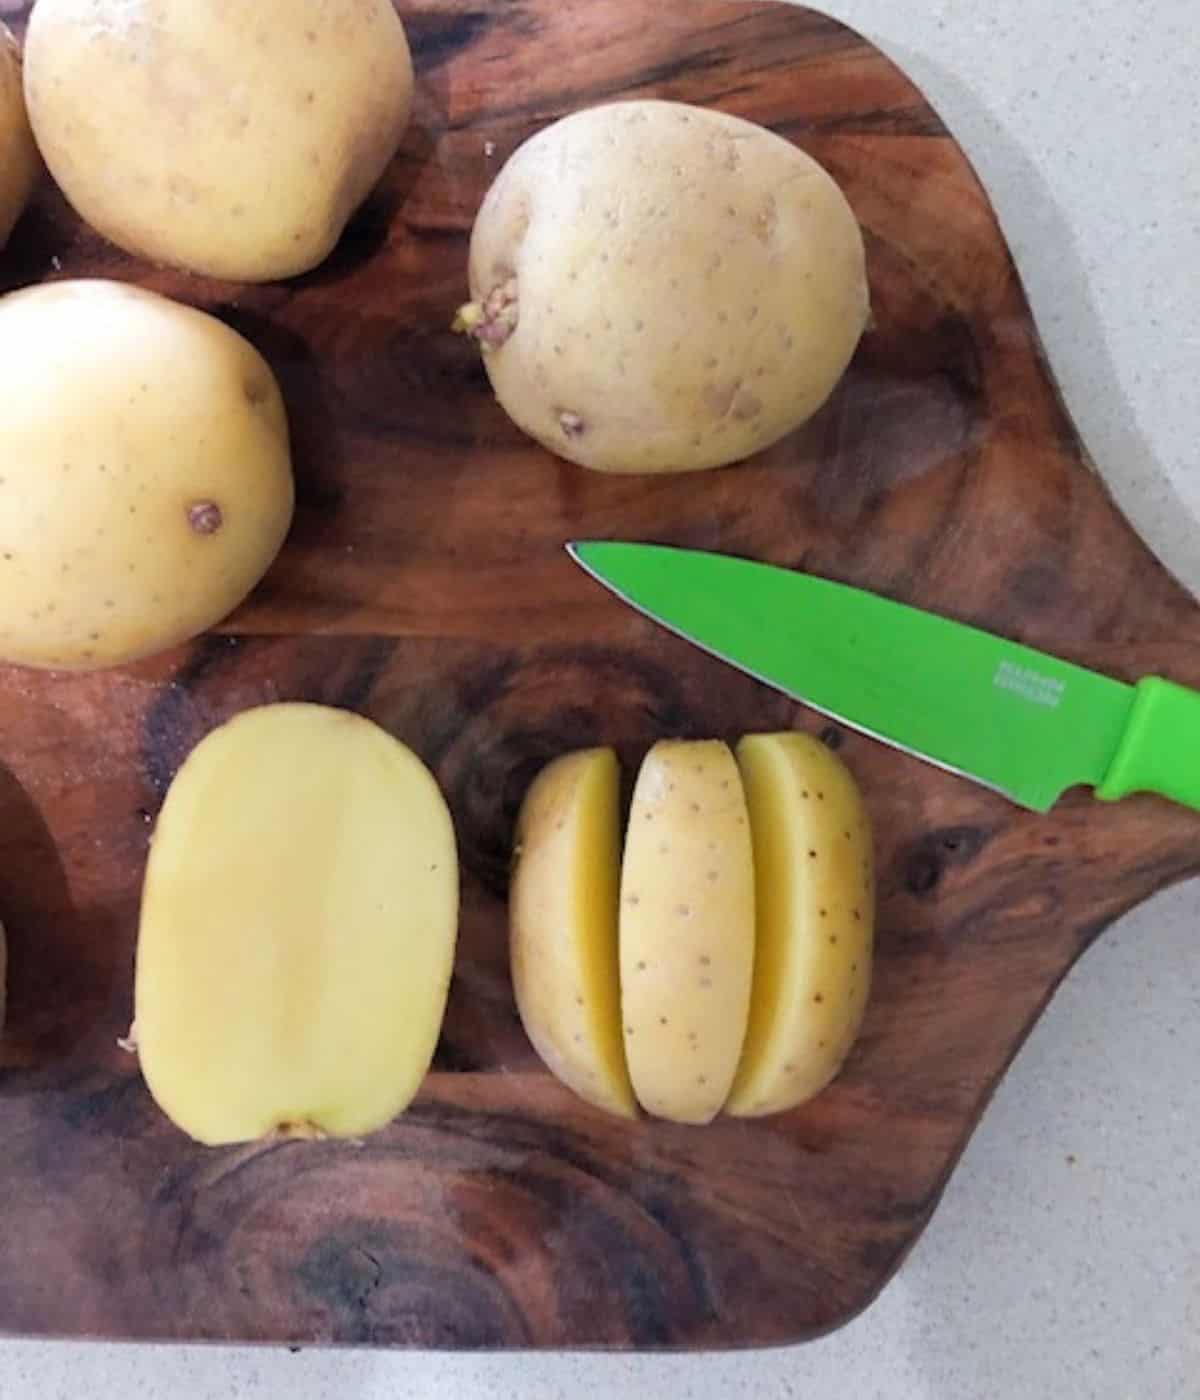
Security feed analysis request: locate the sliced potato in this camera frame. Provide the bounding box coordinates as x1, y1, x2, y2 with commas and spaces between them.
510, 747, 635, 1118
619, 740, 754, 1124
136, 704, 458, 1146
725, 732, 874, 1117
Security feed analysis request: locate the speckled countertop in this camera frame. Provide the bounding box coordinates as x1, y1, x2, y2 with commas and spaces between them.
2, 1, 1197, 1396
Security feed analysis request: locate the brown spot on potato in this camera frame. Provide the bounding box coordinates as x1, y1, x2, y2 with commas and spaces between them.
187, 502, 223, 536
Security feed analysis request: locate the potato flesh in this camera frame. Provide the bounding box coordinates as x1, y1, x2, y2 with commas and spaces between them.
510, 748, 635, 1117
726, 733, 874, 1116
23, 0, 413, 281
136, 704, 458, 1146
0, 280, 293, 670
0, 23, 37, 250
468, 99, 869, 474
619, 741, 755, 1124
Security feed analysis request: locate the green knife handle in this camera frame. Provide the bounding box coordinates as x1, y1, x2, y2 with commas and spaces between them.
1096, 677, 1200, 811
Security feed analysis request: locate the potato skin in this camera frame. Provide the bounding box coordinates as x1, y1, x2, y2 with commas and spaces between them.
466, 100, 870, 474
0, 23, 38, 251
0, 280, 294, 670
23, 0, 413, 281
726, 733, 874, 1117
619, 740, 755, 1124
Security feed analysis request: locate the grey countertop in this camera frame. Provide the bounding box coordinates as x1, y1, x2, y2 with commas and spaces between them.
2, 0, 1197, 1395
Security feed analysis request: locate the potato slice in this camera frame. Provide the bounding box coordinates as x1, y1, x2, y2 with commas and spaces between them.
619, 740, 755, 1124
726, 733, 874, 1117
135, 704, 458, 1146
510, 748, 635, 1117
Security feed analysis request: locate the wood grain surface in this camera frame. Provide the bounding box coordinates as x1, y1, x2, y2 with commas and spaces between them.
2, 0, 1198, 1350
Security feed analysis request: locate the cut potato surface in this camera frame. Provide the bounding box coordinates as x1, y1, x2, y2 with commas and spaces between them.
619, 740, 755, 1124
136, 704, 458, 1146
510, 748, 635, 1117
726, 732, 874, 1117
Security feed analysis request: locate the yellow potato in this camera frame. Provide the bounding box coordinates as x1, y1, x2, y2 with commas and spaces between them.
0, 21, 37, 250
726, 733, 874, 1117
136, 704, 459, 1147
24, 0, 413, 281
619, 740, 755, 1124
510, 748, 635, 1118
460, 99, 869, 474
0, 280, 294, 670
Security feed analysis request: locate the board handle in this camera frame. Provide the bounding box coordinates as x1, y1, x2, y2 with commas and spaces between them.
1096, 677, 1200, 811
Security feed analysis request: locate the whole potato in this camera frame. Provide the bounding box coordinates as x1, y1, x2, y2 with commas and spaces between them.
0, 22, 37, 251
23, 0, 413, 282
460, 100, 870, 474
0, 280, 294, 670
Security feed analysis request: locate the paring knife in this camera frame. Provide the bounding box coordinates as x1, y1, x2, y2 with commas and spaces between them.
567, 541, 1200, 814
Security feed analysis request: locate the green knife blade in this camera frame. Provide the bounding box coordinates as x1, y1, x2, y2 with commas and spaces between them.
568, 541, 1200, 814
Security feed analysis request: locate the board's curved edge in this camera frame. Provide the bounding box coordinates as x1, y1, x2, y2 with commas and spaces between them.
0, 0, 1198, 1355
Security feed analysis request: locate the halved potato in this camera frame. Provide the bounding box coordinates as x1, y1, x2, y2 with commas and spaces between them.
725, 732, 874, 1117
136, 703, 458, 1146
619, 740, 755, 1124
509, 747, 635, 1117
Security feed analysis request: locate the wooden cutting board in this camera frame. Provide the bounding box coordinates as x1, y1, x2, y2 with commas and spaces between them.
1, 0, 1197, 1350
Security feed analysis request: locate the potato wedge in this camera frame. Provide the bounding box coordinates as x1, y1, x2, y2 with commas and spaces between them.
619, 740, 755, 1124
136, 704, 458, 1146
510, 748, 635, 1118
726, 732, 874, 1116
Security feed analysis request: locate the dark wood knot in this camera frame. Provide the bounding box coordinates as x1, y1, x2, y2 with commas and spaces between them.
903, 825, 990, 897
